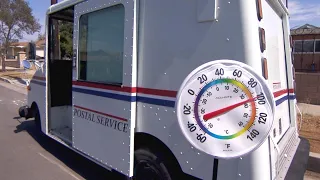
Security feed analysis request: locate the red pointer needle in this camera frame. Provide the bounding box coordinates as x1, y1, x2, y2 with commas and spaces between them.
203, 96, 258, 121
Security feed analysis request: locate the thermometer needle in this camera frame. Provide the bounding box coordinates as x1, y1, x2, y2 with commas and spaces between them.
203, 96, 258, 121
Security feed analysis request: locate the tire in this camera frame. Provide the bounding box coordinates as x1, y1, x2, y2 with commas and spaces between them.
129, 148, 180, 180
18, 105, 28, 117
33, 105, 41, 131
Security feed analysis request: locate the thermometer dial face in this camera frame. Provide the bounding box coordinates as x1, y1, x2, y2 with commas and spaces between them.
176, 60, 275, 159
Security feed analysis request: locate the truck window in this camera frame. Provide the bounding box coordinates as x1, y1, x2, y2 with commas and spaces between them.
48, 7, 74, 61
78, 4, 125, 85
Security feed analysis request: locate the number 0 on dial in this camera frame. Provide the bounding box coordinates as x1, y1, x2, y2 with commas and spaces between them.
176, 60, 275, 159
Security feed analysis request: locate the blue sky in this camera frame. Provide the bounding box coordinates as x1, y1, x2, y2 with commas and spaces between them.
21, 0, 55, 42
288, 0, 320, 28
21, 0, 320, 42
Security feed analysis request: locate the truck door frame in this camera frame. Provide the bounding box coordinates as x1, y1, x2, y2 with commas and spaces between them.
71, 0, 138, 177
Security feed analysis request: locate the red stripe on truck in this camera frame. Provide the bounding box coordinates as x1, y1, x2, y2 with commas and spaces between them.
73, 81, 177, 97
33, 76, 294, 99
74, 105, 128, 122
273, 89, 294, 98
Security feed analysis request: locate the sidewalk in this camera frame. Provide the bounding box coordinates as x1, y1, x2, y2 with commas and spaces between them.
0, 80, 27, 95
297, 103, 320, 116
0, 66, 35, 88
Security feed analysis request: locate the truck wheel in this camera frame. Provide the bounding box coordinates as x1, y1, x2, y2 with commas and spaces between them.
129, 148, 179, 180
33, 106, 41, 131
18, 105, 28, 118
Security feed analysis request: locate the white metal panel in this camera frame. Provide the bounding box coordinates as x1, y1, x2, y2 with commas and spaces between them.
267, 0, 289, 15
197, 0, 217, 22
261, 0, 291, 143
217, 138, 273, 180
72, 91, 132, 171
136, 0, 248, 101
282, 12, 298, 133
129, 0, 139, 174
72, 0, 135, 177
136, 0, 246, 178
28, 70, 47, 134
217, 0, 273, 180
277, 128, 300, 179
258, 1, 298, 179
135, 0, 270, 179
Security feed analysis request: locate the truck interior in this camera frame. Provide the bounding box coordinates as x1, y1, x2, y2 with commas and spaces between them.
47, 5, 74, 145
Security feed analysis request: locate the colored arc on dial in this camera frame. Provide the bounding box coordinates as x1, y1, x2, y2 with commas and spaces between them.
194, 78, 257, 140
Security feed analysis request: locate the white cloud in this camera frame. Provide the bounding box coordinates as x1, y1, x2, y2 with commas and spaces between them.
288, 0, 320, 22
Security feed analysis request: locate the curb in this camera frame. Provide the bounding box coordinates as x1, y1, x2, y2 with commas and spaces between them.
0, 77, 26, 88
0, 78, 27, 95
0, 77, 13, 84
307, 152, 320, 173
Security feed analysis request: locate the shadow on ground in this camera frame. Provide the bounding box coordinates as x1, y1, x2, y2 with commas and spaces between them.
13, 117, 126, 180
0, 69, 21, 72
12, 77, 27, 85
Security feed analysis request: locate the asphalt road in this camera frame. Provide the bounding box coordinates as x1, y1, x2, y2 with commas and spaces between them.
0, 82, 124, 180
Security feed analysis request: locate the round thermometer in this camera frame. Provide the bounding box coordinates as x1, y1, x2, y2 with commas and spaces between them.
176, 60, 275, 159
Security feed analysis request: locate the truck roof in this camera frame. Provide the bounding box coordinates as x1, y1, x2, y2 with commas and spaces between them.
46, 0, 86, 15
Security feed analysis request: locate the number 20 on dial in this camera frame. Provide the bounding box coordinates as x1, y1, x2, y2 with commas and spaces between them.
176, 60, 275, 159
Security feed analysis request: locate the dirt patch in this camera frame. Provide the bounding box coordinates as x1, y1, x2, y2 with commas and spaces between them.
0, 69, 35, 79
297, 113, 320, 153
6, 73, 34, 80
304, 170, 320, 180
0, 70, 23, 76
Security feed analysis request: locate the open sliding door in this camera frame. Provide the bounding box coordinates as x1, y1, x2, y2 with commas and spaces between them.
71, 0, 136, 176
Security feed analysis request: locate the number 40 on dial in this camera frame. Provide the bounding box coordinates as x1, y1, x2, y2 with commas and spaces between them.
176, 60, 275, 159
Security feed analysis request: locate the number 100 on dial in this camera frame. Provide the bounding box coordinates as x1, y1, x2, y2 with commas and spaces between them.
176, 60, 275, 159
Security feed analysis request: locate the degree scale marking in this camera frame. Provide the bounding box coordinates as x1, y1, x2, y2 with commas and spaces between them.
194, 78, 257, 140
203, 95, 258, 121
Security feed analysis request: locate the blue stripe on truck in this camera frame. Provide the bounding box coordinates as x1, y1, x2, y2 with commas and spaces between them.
276, 95, 296, 106
31, 80, 295, 108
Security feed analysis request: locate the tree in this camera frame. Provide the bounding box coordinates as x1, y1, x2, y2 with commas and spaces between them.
0, 0, 41, 71
59, 21, 73, 59
37, 33, 45, 41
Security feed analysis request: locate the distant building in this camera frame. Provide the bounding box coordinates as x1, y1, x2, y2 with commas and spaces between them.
7, 39, 45, 60
291, 24, 320, 72
6, 41, 29, 60
35, 39, 45, 58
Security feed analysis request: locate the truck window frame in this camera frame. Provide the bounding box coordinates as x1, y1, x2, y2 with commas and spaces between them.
76, 3, 125, 86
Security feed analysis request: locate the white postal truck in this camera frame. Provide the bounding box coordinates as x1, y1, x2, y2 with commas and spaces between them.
19, 0, 310, 179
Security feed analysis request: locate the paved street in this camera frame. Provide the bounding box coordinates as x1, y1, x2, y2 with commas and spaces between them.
0, 82, 123, 180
